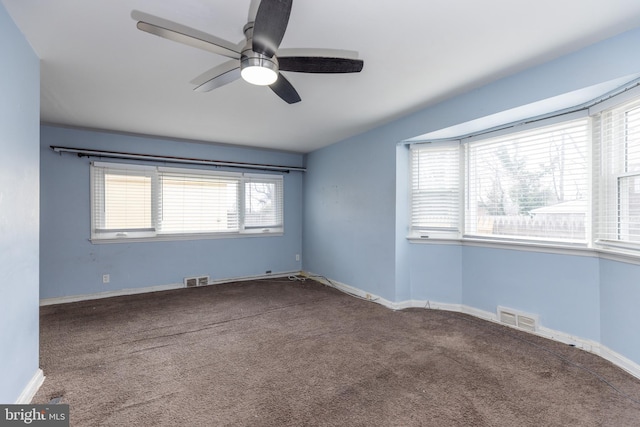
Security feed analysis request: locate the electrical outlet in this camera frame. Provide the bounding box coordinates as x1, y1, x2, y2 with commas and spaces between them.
295, 254, 300, 261
102, 274, 110, 284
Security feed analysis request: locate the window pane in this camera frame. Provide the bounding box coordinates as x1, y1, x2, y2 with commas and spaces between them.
103, 173, 152, 230
466, 119, 589, 242
410, 144, 460, 235
626, 106, 640, 173
597, 99, 640, 246
244, 179, 283, 229
618, 175, 640, 242
159, 173, 239, 234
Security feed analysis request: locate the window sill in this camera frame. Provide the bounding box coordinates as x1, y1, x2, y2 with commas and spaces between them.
91, 230, 284, 244
409, 235, 591, 254
408, 235, 640, 265
407, 236, 463, 245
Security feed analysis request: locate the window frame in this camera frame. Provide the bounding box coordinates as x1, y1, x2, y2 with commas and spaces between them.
241, 173, 285, 233
409, 142, 463, 239
90, 161, 284, 243
464, 116, 591, 245
593, 97, 640, 252
409, 115, 592, 246
91, 163, 158, 240
408, 83, 640, 261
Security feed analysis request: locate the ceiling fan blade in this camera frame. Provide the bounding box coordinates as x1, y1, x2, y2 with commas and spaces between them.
192, 61, 241, 92
131, 10, 241, 60
278, 48, 359, 59
270, 73, 301, 104
252, 0, 292, 57
279, 57, 364, 73
247, 0, 261, 22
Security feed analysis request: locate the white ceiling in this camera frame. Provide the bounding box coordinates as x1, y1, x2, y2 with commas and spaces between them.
4, 0, 640, 153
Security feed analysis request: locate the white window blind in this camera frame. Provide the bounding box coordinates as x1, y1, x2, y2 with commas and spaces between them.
410, 143, 461, 237
159, 170, 239, 234
594, 98, 640, 247
243, 174, 284, 230
91, 162, 284, 241
91, 163, 156, 239
465, 118, 589, 243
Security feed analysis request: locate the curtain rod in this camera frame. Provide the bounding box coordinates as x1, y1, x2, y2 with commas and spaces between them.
50, 146, 306, 173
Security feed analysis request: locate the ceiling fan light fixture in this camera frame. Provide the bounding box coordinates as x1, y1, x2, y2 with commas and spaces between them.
241, 65, 278, 86
240, 54, 278, 86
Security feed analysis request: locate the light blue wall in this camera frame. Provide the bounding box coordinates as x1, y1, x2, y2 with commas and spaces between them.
394, 145, 411, 302
0, 4, 40, 403
462, 247, 600, 341
40, 125, 304, 299
409, 244, 462, 305
303, 127, 398, 301
303, 25, 640, 367
599, 258, 640, 364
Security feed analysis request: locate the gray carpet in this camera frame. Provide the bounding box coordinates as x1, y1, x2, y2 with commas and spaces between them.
33, 278, 640, 426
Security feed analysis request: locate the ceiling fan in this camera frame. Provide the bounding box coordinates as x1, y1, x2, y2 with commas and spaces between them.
131, 0, 364, 104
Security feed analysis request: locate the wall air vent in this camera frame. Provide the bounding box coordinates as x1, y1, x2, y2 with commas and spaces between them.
517, 315, 537, 332
497, 306, 538, 332
184, 276, 210, 288
499, 310, 518, 327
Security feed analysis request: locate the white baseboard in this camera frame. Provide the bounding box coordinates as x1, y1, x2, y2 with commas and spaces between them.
392, 299, 464, 312
460, 305, 496, 322
40, 283, 185, 306
40, 271, 302, 306
302, 271, 640, 381
599, 344, 640, 379
15, 369, 44, 404
302, 272, 397, 309
536, 326, 600, 353
209, 271, 300, 285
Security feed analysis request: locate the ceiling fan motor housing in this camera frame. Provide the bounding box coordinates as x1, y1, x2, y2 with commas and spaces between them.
240, 22, 279, 85
240, 49, 278, 86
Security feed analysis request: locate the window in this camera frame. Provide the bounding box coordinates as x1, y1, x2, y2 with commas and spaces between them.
158, 170, 239, 234
595, 98, 640, 248
409, 143, 461, 238
91, 164, 156, 238
243, 174, 284, 230
410, 118, 590, 245
408, 84, 640, 257
91, 162, 283, 241
466, 119, 589, 243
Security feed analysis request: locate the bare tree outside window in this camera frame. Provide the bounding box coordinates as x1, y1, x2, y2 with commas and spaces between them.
468, 119, 589, 242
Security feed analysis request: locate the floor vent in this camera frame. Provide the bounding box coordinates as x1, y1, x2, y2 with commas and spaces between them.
184, 276, 210, 288
497, 306, 538, 332
499, 310, 518, 327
